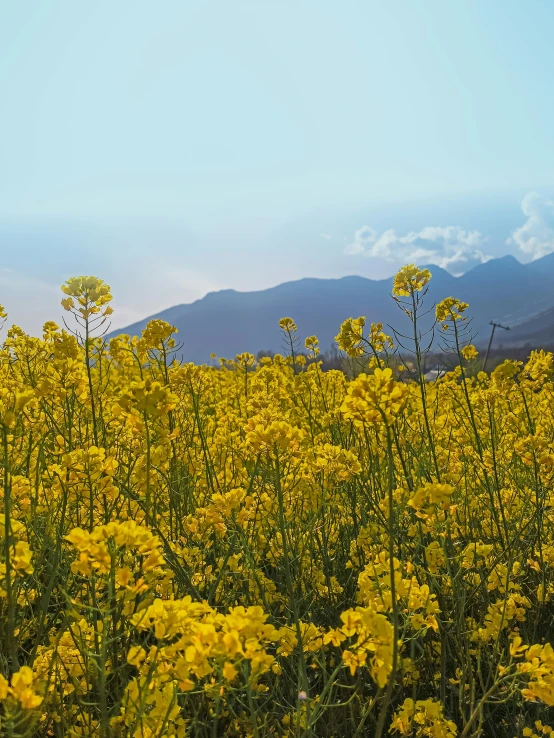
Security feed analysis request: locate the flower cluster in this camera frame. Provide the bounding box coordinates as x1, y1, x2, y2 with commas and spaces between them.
341, 367, 410, 425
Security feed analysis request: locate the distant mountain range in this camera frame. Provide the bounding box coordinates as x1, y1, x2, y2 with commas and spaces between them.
109, 253, 554, 362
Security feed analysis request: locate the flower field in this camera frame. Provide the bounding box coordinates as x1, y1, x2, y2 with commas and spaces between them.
2, 267, 554, 737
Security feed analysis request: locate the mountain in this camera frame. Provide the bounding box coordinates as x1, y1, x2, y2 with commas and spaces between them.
500, 307, 554, 347
109, 254, 554, 363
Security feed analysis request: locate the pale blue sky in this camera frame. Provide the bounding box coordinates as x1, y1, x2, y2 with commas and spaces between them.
1, 1, 554, 332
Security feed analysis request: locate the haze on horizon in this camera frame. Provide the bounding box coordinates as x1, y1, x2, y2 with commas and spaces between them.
2, 0, 554, 335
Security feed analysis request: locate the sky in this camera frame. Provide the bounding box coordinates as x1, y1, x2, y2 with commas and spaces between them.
2, 0, 554, 333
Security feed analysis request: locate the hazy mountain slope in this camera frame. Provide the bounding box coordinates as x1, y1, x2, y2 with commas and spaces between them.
110, 254, 554, 363
458, 255, 554, 324
500, 309, 554, 347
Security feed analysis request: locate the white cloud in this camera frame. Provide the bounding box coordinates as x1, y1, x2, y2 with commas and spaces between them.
344, 226, 378, 255
320, 233, 333, 241
345, 225, 490, 275
507, 192, 554, 260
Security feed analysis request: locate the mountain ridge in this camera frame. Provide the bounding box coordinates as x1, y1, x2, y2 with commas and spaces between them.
109, 254, 554, 362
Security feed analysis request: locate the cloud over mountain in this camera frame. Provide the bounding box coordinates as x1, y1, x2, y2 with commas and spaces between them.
345, 225, 490, 275
508, 192, 554, 260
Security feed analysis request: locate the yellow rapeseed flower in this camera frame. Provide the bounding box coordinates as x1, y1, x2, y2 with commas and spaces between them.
392, 264, 432, 297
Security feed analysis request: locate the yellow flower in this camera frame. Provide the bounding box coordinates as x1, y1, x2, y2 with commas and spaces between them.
117, 379, 178, 417
13, 540, 34, 575
222, 661, 238, 681
461, 344, 478, 360
525, 350, 554, 382
409, 482, 454, 511
335, 317, 366, 357
279, 317, 297, 333
305, 335, 320, 358
245, 414, 305, 456
61, 297, 75, 311
341, 367, 410, 426
390, 697, 457, 738
435, 296, 469, 326
127, 646, 147, 667
9, 666, 43, 709
392, 264, 432, 297
509, 636, 527, 657
61, 275, 113, 317
142, 319, 178, 350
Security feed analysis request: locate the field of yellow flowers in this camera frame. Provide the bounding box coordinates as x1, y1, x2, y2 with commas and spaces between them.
1, 266, 554, 737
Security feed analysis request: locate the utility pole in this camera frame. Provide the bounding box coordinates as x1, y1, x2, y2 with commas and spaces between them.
483, 320, 510, 372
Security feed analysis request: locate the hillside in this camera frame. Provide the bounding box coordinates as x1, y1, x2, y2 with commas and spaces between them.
498, 306, 554, 348
109, 254, 554, 362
